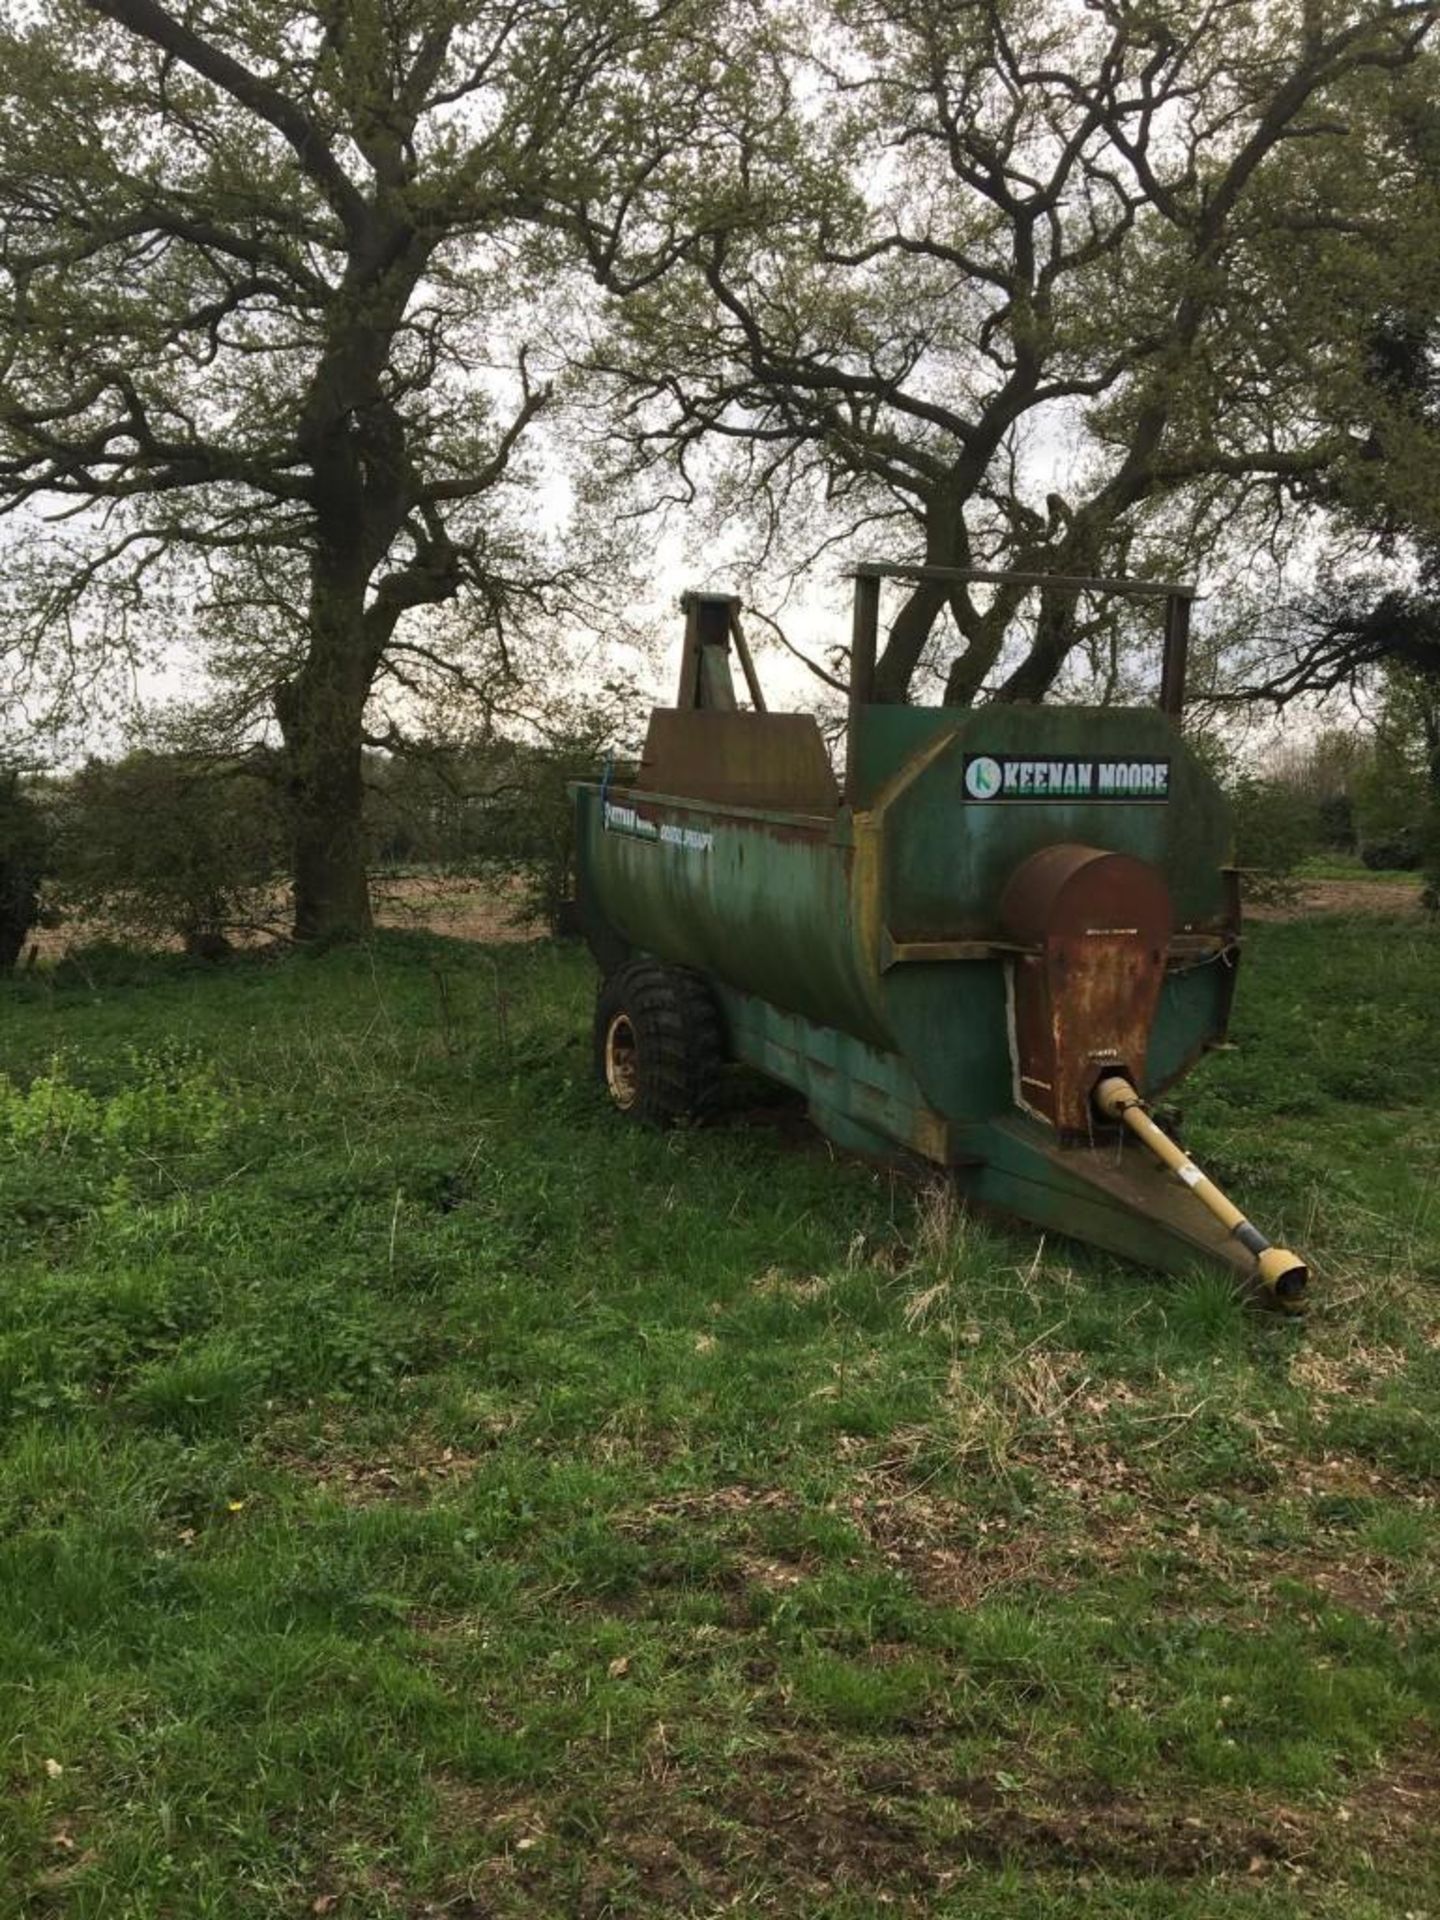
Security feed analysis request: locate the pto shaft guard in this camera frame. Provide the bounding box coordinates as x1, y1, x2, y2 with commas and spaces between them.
1093, 1074, 1307, 1307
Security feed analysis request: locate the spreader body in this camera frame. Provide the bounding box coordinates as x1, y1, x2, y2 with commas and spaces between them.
574, 577, 1304, 1298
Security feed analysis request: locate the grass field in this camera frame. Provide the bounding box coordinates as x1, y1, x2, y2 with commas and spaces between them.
1296, 854, 1424, 887
1, 917, 1438, 1918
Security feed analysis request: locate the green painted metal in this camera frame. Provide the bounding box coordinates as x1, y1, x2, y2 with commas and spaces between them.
575, 790, 886, 1044
716, 985, 955, 1162
866, 704, 1231, 930
951, 1116, 1257, 1283
574, 700, 1250, 1280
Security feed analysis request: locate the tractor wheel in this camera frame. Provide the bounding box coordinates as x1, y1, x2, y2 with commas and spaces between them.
593, 960, 724, 1127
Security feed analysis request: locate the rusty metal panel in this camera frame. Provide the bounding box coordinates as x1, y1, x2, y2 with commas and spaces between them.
635, 710, 838, 813
1000, 844, 1172, 1131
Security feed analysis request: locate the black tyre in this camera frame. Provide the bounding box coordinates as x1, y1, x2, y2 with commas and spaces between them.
593, 960, 724, 1126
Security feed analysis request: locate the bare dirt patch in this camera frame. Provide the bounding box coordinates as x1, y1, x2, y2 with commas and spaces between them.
1267, 1553, 1408, 1619
373, 873, 540, 944
844, 1486, 1049, 1606
1246, 878, 1422, 923
26, 874, 539, 963
621, 1484, 802, 1528
1348, 1747, 1440, 1846
270, 1435, 488, 1505
927, 1791, 1313, 1881
597, 1753, 1325, 1902
416, 1749, 1432, 1918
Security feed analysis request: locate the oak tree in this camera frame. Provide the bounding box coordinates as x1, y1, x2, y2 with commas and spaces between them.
583, 0, 1439, 705
0, 0, 704, 936
1217, 47, 1440, 901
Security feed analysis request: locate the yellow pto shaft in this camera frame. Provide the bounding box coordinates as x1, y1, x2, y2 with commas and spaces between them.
1093, 1076, 1308, 1307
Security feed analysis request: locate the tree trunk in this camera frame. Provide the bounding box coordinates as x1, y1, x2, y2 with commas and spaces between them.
872, 577, 950, 703
874, 499, 969, 703
1419, 677, 1440, 914
871, 500, 978, 704
994, 582, 1084, 704
286, 722, 373, 942
277, 566, 376, 943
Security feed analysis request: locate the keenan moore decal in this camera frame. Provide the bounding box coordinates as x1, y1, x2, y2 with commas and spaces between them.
604, 801, 713, 852
962, 755, 1171, 802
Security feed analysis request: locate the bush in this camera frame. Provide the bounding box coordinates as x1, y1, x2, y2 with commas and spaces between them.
365, 716, 638, 936
1350, 728, 1427, 871
1359, 829, 1421, 872
0, 772, 47, 970
51, 752, 288, 953
1316, 791, 1355, 851
1227, 775, 1319, 905
468, 733, 629, 935
363, 749, 475, 867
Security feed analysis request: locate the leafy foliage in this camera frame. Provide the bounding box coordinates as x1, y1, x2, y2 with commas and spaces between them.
0, 0, 703, 936
1350, 670, 1440, 887
0, 771, 46, 970
50, 753, 288, 952
461, 727, 636, 935
1227, 775, 1319, 905
585, 0, 1440, 705
364, 729, 620, 933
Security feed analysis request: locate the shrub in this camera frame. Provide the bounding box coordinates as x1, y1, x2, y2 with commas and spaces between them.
1421, 807, 1440, 911
51, 752, 288, 953
1350, 720, 1428, 873
1359, 829, 1421, 872
366, 714, 639, 936
1227, 775, 1319, 905
465, 733, 630, 935
363, 749, 473, 867
0, 772, 47, 970
1316, 791, 1355, 851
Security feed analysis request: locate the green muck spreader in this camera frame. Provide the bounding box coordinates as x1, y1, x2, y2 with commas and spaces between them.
573, 564, 1307, 1306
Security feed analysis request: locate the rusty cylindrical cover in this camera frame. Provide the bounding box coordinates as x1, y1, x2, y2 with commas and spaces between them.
999, 844, 1174, 1132
999, 843, 1173, 951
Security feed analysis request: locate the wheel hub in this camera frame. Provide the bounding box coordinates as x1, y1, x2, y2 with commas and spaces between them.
604, 1011, 639, 1110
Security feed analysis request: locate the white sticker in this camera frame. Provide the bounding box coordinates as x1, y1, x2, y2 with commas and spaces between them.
604, 801, 712, 854
1176, 1162, 1203, 1188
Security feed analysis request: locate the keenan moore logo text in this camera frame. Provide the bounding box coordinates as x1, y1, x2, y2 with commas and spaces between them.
962, 756, 1171, 803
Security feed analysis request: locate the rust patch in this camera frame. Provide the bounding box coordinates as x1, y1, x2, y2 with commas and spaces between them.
1001, 844, 1172, 1130
632, 711, 839, 812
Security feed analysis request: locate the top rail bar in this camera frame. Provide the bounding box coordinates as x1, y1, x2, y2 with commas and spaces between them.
846, 572, 881, 801
851, 562, 1198, 601
841, 565, 1197, 795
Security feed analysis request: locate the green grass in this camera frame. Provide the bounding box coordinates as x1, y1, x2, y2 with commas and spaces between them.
1297, 853, 1423, 885
1, 917, 1439, 1916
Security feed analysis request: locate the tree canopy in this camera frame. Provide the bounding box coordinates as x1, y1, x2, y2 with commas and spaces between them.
585, 0, 1440, 704
4, 0, 1440, 939
0, 0, 721, 935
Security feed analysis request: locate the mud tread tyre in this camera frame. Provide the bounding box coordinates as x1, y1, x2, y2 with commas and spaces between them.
593, 960, 724, 1126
